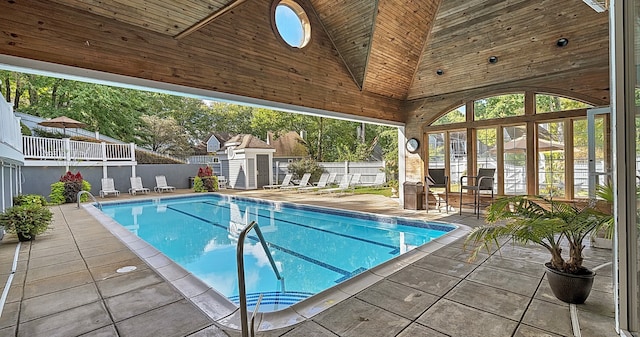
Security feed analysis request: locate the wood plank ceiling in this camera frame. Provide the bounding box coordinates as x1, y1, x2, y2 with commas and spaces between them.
0, 0, 610, 123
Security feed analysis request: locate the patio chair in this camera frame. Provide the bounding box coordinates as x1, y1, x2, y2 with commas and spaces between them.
318, 174, 353, 195
326, 172, 338, 185
99, 178, 120, 198
217, 176, 227, 189
459, 168, 495, 218
357, 172, 386, 188
280, 173, 312, 191
154, 175, 176, 193
299, 173, 329, 193
426, 168, 449, 213
263, 173, 293, 189
129, 176, 150, 195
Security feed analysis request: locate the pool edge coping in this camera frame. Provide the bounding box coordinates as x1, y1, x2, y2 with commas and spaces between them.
83, 195, 471, 332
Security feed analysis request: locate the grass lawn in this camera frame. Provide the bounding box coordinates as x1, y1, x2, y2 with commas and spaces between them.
353, 186, 393, 197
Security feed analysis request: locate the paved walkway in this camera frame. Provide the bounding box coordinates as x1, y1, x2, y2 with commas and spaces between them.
0, 189, 617, 336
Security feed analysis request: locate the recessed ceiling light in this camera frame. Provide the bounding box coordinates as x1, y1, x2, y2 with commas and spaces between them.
557, 38, 569, 47
488, 56, 498, 64
436, 69, 444, 76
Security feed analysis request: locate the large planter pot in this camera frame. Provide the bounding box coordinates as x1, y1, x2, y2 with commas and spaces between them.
17, 232, 34, 242
545, 264, 595, 304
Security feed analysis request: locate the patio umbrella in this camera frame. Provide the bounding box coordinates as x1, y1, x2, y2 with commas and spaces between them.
37, 116, 87, 136
493, 135, 564, 153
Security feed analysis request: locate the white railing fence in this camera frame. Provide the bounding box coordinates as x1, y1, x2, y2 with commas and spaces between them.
22, 136, 134, 162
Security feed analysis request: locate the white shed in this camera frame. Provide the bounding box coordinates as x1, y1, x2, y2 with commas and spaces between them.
217, 134, 275, 190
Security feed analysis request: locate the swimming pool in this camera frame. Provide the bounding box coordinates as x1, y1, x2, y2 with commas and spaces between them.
98, 194, 457, 312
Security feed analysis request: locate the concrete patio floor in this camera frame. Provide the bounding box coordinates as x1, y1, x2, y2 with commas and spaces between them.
0, 189, 617, 337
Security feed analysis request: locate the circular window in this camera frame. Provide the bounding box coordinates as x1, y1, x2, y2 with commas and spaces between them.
272, 0, 311, 49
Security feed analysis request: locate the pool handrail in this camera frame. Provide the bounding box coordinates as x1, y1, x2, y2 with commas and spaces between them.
237, 221, 282, 337
77, 191, 102, 210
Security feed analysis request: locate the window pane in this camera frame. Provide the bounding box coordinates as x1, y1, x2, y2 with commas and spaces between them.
428, 132, 445, 168
538, 122, 565, 198
536, 94, 592, 114
503, 125, 527, 195
474, 94, 525, 121
449, 131, 467, 192
477, 128, 497, 193
432, 105, 466, 126
573, 117, 605, 199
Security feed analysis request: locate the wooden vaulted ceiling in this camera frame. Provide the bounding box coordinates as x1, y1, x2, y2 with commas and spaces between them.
0, 0, 610, 124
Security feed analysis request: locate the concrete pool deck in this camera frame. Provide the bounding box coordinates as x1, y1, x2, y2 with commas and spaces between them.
0, 189, 617, 336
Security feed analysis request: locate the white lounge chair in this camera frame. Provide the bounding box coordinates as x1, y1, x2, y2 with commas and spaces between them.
299, 173, 329, 193
263, 173, 293, 189
280, 173, 312, 191
318, 174, 353, 195
154, 175, 176, 193
358, 173, 386, 188
129, 176, 150, 195
99, 178, 120, 198
326, 172, 338, 185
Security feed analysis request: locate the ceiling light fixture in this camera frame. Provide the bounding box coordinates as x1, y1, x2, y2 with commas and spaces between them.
556, 38, 569, 47
488, 56, 498, 64
436, 69, 444, 76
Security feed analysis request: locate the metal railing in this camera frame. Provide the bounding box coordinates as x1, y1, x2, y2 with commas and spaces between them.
77, 191, 102, 210
236, 221, 282, 337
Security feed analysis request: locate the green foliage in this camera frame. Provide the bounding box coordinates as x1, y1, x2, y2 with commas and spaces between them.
536, 94, 590, 113
432, 106, 466, 126
20, 122, 31, 136
287, 158, 325, 181
13, 194, 47, 206
193, 176, 206, 193
81, 180, 91, 202
193, 166, 218, 192
138, 115, 193, 157
0, 204, 53, 239
465, 195, 612, 274
474, 94, 525, 120
49, 182, 66, 205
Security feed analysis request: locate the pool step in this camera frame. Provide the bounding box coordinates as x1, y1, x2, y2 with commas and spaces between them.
229, 291, 314, 308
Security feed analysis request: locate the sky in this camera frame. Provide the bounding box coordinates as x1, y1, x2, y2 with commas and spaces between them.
275, 5, 304, 47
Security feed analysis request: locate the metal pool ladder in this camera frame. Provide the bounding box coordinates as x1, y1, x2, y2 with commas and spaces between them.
76, 191, 102, 210
237, 221, 282, 337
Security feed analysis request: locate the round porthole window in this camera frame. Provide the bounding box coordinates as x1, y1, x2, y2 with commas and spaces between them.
272, 0, 311, 49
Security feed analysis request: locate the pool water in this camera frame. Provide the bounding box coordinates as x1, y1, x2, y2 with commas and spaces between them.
100, 194, 455, 312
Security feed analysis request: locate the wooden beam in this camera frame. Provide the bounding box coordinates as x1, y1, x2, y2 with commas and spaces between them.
175, 0, 247, 40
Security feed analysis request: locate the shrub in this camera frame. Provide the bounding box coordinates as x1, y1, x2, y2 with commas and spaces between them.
195, 166, 218, 191
49, 182, 66, 205
13, 194, 47, 206
193, 176, 206, 193
0, 204, 53, 240
287, 158, 325, 182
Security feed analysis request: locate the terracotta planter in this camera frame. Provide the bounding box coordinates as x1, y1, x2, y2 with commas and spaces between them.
545, 263, 595, 304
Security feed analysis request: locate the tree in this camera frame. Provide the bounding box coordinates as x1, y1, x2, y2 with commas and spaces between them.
138, 115, 192, 157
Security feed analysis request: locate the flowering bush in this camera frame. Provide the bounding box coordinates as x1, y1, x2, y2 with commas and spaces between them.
194, 166, 218, 192
49, 171, 91, 204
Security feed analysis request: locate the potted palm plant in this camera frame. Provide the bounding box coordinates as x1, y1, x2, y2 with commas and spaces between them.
465, 195, 612, 304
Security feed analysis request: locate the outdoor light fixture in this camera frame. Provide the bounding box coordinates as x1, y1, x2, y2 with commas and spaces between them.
436, 69, 444, 75
557, 38, 569, 47
488, 56, 498, 64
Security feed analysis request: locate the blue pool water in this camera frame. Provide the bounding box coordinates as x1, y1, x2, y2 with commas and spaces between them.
100, 194, 455, 312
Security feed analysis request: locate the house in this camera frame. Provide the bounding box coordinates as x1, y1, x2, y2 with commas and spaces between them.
0, 93, 23, 213
217, 134, 275, 190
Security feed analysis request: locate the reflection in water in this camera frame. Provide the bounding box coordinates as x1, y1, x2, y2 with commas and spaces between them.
102, 195, 452, 311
